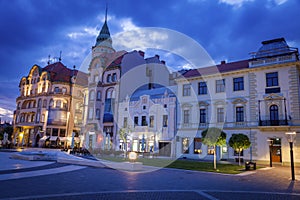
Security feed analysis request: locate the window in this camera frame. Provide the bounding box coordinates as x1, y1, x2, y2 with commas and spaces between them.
107, 74, 112, 83
46, 128, 51, 136
270, 105, 279, 124
200, 109, 206, 123
149, 116, 154, 127
216, 79, 225, 93
62, 87, 67, 94
207, 146, 215, 155
217, 108, 224, 123
194, 138, 202, 154
183, 84, 191, 96
60, 129, 66, 137
104, 99, 112, 113
198, 81, 207, 95
134, 116, 139, 126
183, 110, 190, 124
143, 105, 146, 110
123, 117, 128, 128
182, 137, 189, 154
97, 91, 101, 101
89, 90, 95, 101
142, 116, 147, 126
52, 128, 59, 136
236, 107, 244, 122
96, 109, 100, 120
233, 77, 244, 91
112, 73, 117, 82
266, 72, 278, 87
88, 107, 94, 120
163, 115, 168, 127
43, 100, 47, 108
56, 100, 61, 108
54, 87, 60, 93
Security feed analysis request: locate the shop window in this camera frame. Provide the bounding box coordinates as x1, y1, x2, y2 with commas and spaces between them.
182, 137, 189, 154
194, 138, 202, 154
207, 146, 215, 155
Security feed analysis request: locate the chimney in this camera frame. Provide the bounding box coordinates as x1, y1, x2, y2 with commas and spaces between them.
155, 54, 160, 59
138, 50, 145, 57
221, 60, 226, 65
161, 60, 166, 65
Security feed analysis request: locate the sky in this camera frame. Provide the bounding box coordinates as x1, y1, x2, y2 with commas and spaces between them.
0, 0, 299, 122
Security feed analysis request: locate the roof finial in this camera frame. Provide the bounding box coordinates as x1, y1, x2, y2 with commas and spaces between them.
105, 2, 108, 22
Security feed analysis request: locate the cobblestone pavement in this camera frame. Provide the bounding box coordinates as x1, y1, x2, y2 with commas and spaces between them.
0, 150, 299, 200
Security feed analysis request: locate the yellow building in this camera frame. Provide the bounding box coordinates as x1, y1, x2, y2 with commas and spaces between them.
13, 62, 88, 148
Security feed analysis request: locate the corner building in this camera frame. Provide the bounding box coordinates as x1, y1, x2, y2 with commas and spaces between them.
176, 38, 300, 165
13, 62, 88, 148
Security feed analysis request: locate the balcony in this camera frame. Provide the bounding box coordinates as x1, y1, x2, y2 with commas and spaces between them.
259, 120, 288, 126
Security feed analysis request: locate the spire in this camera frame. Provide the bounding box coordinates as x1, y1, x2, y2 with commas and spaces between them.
95, 4, 111, 46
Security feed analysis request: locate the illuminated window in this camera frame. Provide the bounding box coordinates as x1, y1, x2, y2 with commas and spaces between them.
182, 137, 189, 154
194, 138, 202, 154
207, 146, 215, 155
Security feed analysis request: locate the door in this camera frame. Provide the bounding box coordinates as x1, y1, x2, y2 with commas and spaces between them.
270, 138, 282, 162
159, 142, 171, 156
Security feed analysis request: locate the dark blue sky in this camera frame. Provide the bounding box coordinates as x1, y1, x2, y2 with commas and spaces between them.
0, 0, 299, 122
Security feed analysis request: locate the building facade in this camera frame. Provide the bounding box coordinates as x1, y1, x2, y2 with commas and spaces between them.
84, 18, 173, 151
13, 62, 88, 148
176, 38, 300, 164
117, 86, 177, 156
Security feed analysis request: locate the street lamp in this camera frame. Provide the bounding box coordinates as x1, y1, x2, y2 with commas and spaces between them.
267, 139, 273, 167
285, 132, 297, 181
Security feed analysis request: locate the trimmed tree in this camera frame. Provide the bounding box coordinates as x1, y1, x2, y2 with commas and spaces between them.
229, 134, 251, 166
201, 127, 226, 170
119, 128, 130, 158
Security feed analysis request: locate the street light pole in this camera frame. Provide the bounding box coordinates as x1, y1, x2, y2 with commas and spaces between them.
267, 139, 273, 167
289, 141, 295, 181
285, 132, 296, 181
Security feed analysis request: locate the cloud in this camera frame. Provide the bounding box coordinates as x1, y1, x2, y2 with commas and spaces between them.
219, 0, 255, 7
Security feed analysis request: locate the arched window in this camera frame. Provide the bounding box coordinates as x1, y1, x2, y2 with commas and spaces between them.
97, 91, 101, 101
43, 99, 47, 108
96, 109, 100, 120
270, 105, 279, 125
49, 99, 54, 108
38, 99, 42, 108
89, 90, 95, 101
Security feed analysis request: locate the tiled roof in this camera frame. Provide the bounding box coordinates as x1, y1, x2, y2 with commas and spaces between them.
182, 60, 249, 78
43, 62, 88, 85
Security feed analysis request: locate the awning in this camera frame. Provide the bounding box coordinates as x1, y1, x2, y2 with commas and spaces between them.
49, 136, 58, 141
59, 137, 68, 141
39, 136, 49, 141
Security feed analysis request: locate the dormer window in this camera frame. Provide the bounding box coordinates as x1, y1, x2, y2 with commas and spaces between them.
107, 74, 112, 83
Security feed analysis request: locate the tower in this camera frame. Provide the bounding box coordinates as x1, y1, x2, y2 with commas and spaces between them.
92, 6, 115, 57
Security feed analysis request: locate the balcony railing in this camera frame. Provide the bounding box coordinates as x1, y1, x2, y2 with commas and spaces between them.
259, 120, 288, 126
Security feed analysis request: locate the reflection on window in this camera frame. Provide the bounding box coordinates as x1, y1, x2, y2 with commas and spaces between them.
182, 137, 189, 154
207, 146, 215, 155
194, 138, 202, 154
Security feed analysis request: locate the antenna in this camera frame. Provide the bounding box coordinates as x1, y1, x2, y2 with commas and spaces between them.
47, 55, 51, 65
59, 51, 62, 61
105, 2, 108, 22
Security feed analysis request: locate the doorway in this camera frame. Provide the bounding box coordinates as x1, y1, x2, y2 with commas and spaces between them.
270, 137, 282, 162
159, 142, 171, 156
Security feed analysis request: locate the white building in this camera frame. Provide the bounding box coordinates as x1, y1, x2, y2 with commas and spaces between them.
117, 86, 177, 157
176, 38, 300, 165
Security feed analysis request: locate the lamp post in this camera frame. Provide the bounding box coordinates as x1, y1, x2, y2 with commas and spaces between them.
285, 132, 296, 181
267, 139, 273, 167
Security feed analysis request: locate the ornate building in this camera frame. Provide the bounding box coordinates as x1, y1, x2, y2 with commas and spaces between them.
13, 62, 88, 148
176, 38, 300, 164
84, 16, 173, 150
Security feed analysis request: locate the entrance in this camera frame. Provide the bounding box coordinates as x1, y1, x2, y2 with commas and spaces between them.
159, 142, 171, 156
270, 138, 282, 162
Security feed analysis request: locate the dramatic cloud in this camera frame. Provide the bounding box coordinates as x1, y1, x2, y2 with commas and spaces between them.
0, 0, 299, 122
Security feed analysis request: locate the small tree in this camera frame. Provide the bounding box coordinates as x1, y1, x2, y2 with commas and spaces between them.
119, 128, 129, 158
229, 134, 251, 166
202, 127, 226, 170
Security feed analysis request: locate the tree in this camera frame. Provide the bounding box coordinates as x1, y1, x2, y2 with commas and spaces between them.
229, 134, 251, 166
201, 127, 226, 170
119, 128, 130, 158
